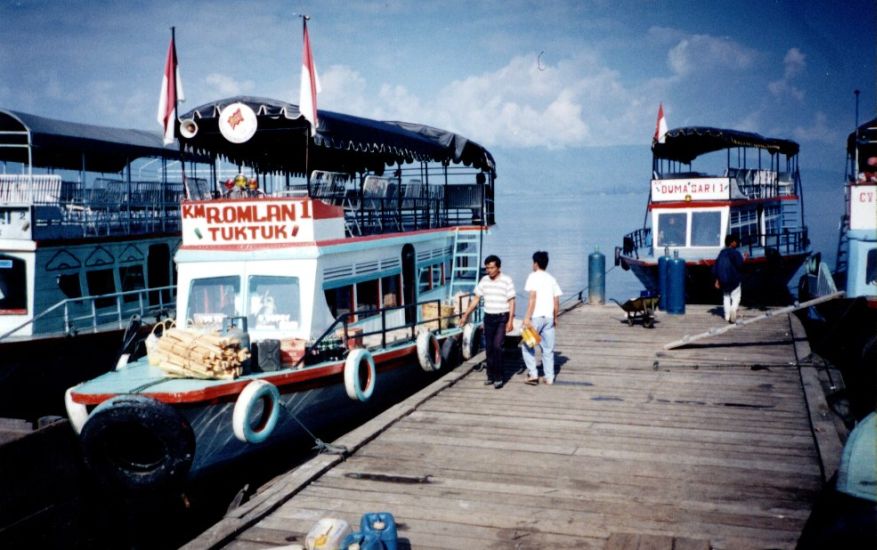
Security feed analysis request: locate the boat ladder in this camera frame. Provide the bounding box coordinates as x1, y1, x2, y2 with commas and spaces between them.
449, 228, 481, 296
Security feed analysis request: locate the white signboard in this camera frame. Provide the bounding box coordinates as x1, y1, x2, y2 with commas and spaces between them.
181, 199, 343, 246
652, 177, 730, 202
0, 208, 32, 240
850, 184, 877, 230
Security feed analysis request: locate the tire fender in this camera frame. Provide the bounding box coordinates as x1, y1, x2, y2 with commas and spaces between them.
461, 323, 478, 360
416, 330, 441, 372
232, 380, 281, 444
65, 387, 89, 435
344, 348, 376, 402
80, 395, 195, 491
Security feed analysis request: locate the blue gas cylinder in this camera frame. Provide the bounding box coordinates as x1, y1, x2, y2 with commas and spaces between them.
341, 531, 382, 550
667, 251, 686, 315
588, 246, 605, 305
657, 247, 671, 311
360, 512, 397, 550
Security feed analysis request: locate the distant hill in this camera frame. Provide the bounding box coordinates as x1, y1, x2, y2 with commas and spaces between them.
491, 145, 844, 195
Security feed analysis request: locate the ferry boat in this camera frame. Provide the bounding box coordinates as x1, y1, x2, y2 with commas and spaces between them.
798, 115, 876, 419
616, 126, 811, 304
65, 97, 495, 491
0, 109, 211, 420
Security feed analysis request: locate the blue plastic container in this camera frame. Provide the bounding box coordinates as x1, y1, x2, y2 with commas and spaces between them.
360, 512, 397, 550
657, 247, 671, 311
667, 252, 686, 315
341, 531, 382, 550
588, 247, 605, 305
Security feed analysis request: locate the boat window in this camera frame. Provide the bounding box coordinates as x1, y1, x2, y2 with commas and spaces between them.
188, 276, 241, 329
0, 255, 27, 314
57, 273, 83, 300
763, 205, 780, 235
324, 285, 352, 320
418, 266, 432, 293
656, 213, 687, 247
867, 249, 877, 286
120, 265, 146, 303
247, 275, 301, 330
355, 279, 380, 318
86, 268, 116, 308
690, 212, 722, 246
382, 274, 400, 307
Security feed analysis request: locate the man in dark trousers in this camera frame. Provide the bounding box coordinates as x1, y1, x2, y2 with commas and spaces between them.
713, 234, 744, 323
461, 255, 515, 389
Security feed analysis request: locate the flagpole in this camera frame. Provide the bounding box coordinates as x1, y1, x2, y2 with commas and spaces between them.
170, 26, 191, 200
300, 15, 311, 196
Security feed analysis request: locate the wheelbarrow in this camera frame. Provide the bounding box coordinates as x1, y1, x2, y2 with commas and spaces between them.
611, 295, 659, 328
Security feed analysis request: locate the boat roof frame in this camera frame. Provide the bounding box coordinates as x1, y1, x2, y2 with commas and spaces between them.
653, 126, 800, 164
177, 96, 496, 178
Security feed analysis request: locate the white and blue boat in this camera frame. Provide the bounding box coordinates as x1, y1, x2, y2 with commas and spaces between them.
616, 127, 811, 304
0, 109, 211, 419
798, 115, 876, 418
65, 97, 495, 491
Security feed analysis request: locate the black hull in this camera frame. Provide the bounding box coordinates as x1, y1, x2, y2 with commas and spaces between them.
624, 253, 809, 305
0, 328, 147, 420
795, 297, 877, 420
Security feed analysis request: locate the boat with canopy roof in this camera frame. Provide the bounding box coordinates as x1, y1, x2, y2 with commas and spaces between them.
65, 96, 496, 492
0, 109, 212, 419
616, 126, 811, 304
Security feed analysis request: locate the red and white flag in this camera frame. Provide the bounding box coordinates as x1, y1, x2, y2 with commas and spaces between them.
299, 19, 321, 137
654, 103, 668, 144
157, 34, 185, 146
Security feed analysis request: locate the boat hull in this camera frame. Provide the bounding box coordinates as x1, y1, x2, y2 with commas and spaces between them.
0, 328, 145, 419
622, 251, 809, 305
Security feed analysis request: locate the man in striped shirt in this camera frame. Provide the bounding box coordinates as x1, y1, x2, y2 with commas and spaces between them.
461, 255, 515, 389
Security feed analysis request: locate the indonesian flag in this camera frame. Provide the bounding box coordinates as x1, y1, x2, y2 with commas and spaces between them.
654, 103, 668, 144
299, 19, 321, 137
157, 35, 185, 146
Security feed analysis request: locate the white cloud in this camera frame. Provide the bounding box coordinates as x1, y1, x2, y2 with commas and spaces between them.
769, 47, 806, 102
204, 73, 255, 96
666, 34, 755, 76
791, 111, 836, 144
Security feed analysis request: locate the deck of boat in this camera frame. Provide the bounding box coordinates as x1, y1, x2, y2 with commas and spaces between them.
187, 303, 842, 549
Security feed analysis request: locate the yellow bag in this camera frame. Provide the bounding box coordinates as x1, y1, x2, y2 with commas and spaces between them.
521, 325, 541, 348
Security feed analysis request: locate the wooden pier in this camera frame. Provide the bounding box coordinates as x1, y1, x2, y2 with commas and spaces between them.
188, 303, 842, 549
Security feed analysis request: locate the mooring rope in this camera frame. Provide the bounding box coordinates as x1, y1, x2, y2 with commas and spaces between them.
281, 402, 349, 456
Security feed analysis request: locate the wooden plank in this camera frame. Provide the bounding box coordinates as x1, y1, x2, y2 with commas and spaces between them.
185, 304, 832, 549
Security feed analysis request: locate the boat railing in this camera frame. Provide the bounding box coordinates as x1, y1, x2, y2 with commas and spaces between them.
0, 285, 175, 341
342, 182, 487, 236
621, 227, 651, 258
740, 227, 809, 256
1, 174, 204, 239
297, 293, 478, 367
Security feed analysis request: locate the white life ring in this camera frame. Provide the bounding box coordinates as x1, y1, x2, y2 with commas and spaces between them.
344, 348, 376, 402
416, 330, 442, 372
232, 380, 281, 444
461, 323, 478, 360
65, 387, 89, 435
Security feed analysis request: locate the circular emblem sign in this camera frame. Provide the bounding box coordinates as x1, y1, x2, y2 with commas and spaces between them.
218, 102, 258, 144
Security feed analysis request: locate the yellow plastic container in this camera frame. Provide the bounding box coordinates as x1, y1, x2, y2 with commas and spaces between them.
521, 325, 541, 348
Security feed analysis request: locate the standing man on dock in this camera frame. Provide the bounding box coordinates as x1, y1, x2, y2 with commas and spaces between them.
461, 255, 515, 389
522, 251, 562, 385
714, 234, 744, 323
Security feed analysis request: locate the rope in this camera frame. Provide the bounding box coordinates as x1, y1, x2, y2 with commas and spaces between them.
281, 402, 349, 456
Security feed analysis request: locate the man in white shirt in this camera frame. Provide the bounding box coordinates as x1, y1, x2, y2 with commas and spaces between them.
522, 251, 561, 385
461, 254, 515, 389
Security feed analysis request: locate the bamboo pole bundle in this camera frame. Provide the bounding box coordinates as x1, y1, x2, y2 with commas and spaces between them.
151, 327, 249, 379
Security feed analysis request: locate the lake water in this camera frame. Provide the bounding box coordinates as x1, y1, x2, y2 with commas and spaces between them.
483, 182, 844, 307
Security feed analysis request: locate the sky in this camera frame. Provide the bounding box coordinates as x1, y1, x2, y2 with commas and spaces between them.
0, 0, 874, 181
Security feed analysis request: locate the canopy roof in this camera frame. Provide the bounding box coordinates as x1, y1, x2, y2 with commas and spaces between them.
847, 117, 877, 152
653, 126, 800, 164
0, 109, 180, 173
178, 96, 495, 176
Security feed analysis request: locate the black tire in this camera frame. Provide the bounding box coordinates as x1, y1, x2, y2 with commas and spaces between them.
441, 337, 461, 369
80, 395, 195, 492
